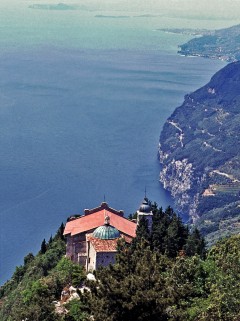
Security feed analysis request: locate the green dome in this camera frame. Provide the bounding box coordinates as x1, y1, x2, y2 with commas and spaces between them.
93, 225, 120, 240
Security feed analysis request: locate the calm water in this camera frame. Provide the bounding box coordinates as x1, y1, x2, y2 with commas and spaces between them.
0, 0, 232, 284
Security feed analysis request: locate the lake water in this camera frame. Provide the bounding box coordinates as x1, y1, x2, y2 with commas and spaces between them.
0, 0, 234, 284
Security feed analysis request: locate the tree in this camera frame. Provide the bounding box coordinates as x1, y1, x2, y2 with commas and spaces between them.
166, 255, 207, 320
151, 207, 166, 252
19, 280, 58, 321
40, 238, 47, 254
184, 228, 206, 258
0, 228, 66, 321
136, 216, 150, 240
64, 299, 90, 321
165, 213, 188, 258
131, 216, 150, 250
55, 222, 65, 241
52, 257, 85, 288
128, 212, 137, 220
186, 235, 240, 321
86, 243, 173, 321
151, 206, 189, 257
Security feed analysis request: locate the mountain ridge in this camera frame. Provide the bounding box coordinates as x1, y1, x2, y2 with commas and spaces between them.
178, 24, 240, 62
159, 61, 240, 244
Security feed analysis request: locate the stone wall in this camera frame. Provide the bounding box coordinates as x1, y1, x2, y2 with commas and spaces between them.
96, 252, 116, 269
87, 242, 96, 271
66, 229, 95, 264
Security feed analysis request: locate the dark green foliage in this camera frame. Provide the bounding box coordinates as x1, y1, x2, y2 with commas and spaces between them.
151, 206, 167, 252
52, 257, 85, 288
12, 265, 26, 283
64, 299, 90, 321
19, 280, 57, 321
81, 205, 210, 321
0, 225, 70, 321
128, 212, 137, 220
40, 238, 47, 254
1, 208, 239, 321
184, 228, 206, 259
186, 235, 240, 321
150, 206, 200, 258
56, 222, 66, 241
84, 235, 240, 321
86, 243, 173, 321
130, 206, 203, 258
135, 216, 150, 242
24, 252, 35, 266
164, 212, 188, 257
49, 235, 53, 244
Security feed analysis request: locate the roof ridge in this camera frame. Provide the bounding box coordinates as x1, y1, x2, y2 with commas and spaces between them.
84, 202, 124, 216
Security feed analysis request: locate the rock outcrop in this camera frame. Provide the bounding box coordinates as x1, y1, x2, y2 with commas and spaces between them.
159, 61, 240, 244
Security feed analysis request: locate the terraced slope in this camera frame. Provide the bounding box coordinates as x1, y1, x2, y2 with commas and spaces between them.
159, 61, 240, 244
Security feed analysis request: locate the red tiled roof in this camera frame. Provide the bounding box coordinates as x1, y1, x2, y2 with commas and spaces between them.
87, 236, 118, 252
86, 233, 132, 252
84, 202, 124, 216
122, 234, 133, 244
64, 209, 136, 238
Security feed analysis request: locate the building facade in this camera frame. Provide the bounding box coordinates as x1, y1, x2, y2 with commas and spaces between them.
63, 201, 137, 271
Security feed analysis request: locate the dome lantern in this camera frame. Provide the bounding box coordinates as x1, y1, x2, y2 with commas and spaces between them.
139, 197, 151, 213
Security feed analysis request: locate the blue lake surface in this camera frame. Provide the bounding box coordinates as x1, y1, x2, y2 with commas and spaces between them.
0, 1, 230, 284
0, 47, 225, 283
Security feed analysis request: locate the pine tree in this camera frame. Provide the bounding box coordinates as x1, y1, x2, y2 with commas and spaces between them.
87, 243, 173, 321
184, 228, 206, 258
40, 239, 47, 254
151, 207, 166, 252
151, 206, 189, 257
131, 216, 150, 250
136, 216, 150, 241
48, 235, 53, 244
165, 213, 188, 258
24, 253, 35, 266
55, 222, 65, 241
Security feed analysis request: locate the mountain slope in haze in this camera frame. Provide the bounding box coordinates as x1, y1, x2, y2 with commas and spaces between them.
178, 24, 240, 62
159, 61, 240, 245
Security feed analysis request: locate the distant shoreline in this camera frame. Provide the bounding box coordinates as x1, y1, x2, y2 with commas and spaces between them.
173, 24, 240, 62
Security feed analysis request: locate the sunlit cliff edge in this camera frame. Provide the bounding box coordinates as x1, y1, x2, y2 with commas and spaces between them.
159, 61, 240, 245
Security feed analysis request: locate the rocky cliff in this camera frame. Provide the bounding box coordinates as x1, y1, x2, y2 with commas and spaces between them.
159, 61, 240, 244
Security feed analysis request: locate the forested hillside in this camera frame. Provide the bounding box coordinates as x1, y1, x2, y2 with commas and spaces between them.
178, 24, 240, 62
0, 224, 85, 321
0, 205, 239, 321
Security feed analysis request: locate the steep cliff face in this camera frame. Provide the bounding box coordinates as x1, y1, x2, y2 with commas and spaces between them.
159, 61, 240, 244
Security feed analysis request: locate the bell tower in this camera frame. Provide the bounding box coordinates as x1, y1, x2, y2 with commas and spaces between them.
137, 195, 153, 232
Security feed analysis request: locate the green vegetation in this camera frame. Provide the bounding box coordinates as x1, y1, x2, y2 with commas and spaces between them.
195, 202, 240, 246
159, 61, 240, 244
0, 207, 239, 320
83, 214, 240, 321
0, 225, 85, 321
178, 24, 240, 62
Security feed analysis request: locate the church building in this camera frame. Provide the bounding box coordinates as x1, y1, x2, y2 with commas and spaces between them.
63, 198, 153, 271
